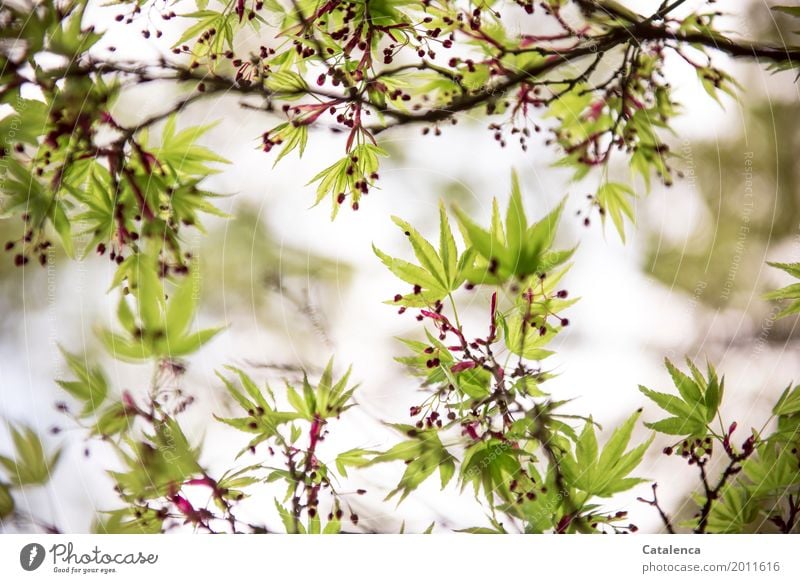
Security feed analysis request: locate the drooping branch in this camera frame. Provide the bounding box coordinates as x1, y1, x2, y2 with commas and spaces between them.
76, 17, 800, 139
4, 0, 800, 257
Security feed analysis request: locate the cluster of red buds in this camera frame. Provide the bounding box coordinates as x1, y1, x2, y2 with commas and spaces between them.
3, 214, 55, 267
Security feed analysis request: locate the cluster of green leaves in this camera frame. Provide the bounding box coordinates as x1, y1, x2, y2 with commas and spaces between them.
57, 347, 135, 438
91, 414, 206, 534
156, 0, 766, 221
562, 411, 652, 499
373, 202, 474, 307
58, 331, 362, 534
2, 0, 794, 258
112, 417, 203, 501
45, 254, 233, 533
639, 358, 723, 439
309, 143, 386, 216
0, 424, 61, 521
215, 360, 361, 534
547, 68, 670, 184
102, 255, 222, 362
681, 265, 800, 534
595, 182, 637, 242
50, 254, 354, 535
0, 76, 109, 261
641, 357, 800, 533
454, 172, 574, 284
368, 172, 650, 533
710, 419, 800, 534
764, 262, 800, 318
215, 359, 355, 452
1, 0, 229, 272
367, 426, 455, 504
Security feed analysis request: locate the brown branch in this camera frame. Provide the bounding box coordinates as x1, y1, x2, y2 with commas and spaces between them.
638, 483, 676, 534
694, 434, 755, 534
636, 24, 800, 63
57, 13, 800, 140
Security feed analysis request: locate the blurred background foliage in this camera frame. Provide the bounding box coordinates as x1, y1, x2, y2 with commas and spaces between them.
644, 6, 800, 345
199, 205, 352, 314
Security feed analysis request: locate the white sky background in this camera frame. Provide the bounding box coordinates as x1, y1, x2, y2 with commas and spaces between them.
2, 0, 800, 533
